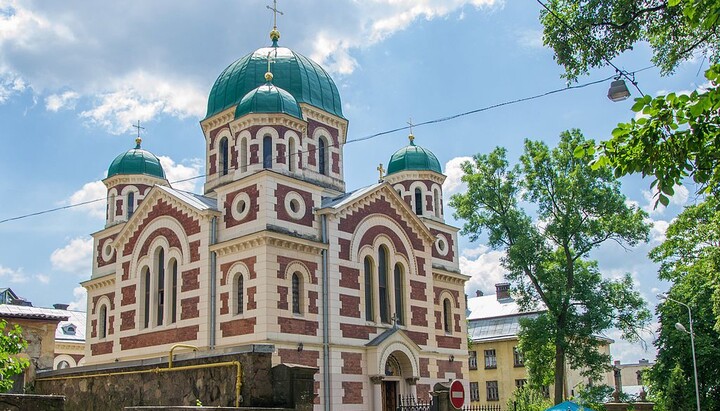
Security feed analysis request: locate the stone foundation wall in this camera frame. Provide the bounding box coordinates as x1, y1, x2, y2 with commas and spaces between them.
34, 346, 275, 411
0, 393, 65, 411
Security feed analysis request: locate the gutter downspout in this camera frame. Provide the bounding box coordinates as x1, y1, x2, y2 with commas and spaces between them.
210, 216, 218, 349
321, 214, 330, 411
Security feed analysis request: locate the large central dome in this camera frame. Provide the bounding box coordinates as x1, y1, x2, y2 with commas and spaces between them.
206, 45, 344, 120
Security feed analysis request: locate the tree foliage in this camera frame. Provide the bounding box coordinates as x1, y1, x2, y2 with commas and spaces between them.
450, 130, 651, 404
648, 198, 720, 410
540, 0, 720, 81
0, 319, 29, 393
507, 387, 554, 411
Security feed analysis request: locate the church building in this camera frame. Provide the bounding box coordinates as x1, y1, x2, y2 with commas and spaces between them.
82, 17, 469, 411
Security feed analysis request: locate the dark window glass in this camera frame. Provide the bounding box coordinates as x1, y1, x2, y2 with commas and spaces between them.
513, 346, 525, 367
469, 351, 478, 370
220, 137, 229, 175
99, 305, 107, 338
240, 138, 248, 172
364, 257, 373, 321
171, 260, 177, 324
393, 264, 404, 325
157, 249, 164, 326
237, 275, 244, 314
128, 192, 135, 218
486, 381, 499, 401
414, 188, 422, 215
143, 268, 150, 328
470, 382, 480, 402
318, 138, 326, 174
263, 135, 272, 168
443, 298, 452, 333
378, 246, 389, 323
292, 273, 301, 314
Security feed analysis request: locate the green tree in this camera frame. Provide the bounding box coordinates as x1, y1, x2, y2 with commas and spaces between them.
538, 0, 720, 206
648, 198, 720, 410
0, 319, 29, 392
508, 387, 553, 411
450, 130, 651, 405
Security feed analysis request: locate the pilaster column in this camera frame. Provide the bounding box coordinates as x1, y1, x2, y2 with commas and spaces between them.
405, 376, 419, 398
370, 375, 384, 411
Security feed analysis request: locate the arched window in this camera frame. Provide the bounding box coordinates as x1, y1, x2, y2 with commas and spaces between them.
263, 135, 272, 168
414, 188, 422, 215
156, 249, 165, 326
98, 304, 107, 339
378, 246, 390, 323
288, 137, 296, 172
235, 274, 244, 314
108, 194, 115, 223
292, 272, 301, 314
170, 259, 178, 324
364, 256, 374, 321
240, 137, 248, 172
57, 360, 70, 369
394, 264, 404, 325
143, 267, 151, 329
318, 137, 327, 175
443, 298, 452, 333
219, 137, 229, 176
127, 191, 135, 218
434, 188, 441, 218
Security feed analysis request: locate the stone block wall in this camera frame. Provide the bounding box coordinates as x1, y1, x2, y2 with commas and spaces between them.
0, 393, 65, 411
34, 347, 275, 411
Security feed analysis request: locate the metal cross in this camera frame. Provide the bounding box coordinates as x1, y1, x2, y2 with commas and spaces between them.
267, 50, 275, 75
407, 117, 414, 135
266, 0, 283, 28
377, 163, 385, 182
132, 120, 145, 139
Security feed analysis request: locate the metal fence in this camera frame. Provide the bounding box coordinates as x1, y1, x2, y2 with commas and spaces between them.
462, 404, 503, 411
396, 395, 504, 411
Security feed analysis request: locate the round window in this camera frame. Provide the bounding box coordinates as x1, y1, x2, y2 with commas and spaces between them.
231, 192, 252, 221
284, 192, 306, 220
101, 240, 115, 261
435, 234, 449, 257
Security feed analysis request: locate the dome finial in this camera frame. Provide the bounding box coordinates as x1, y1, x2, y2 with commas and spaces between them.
265, 50, 275, 82
407, 117, 416, 145
267, 0, 283, 46
132, 120, 145, 149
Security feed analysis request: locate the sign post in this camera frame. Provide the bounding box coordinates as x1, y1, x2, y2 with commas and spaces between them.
449, 379, 465, 410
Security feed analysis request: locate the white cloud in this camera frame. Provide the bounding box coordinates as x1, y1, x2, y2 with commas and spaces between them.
67, 286, 87, 311
641, 184, 689, 215
45, 90, 79, 112
158, 156, 203, 193
516, 29, 544, 49
35, 273, 50, 284
68, 180, 107, 219
0, 264, 27, 283
443, 156, 472, 196
607, 322, 659, 363
460, 244, 508, 295
649, 219, 670, 244
50, 237, 93, 276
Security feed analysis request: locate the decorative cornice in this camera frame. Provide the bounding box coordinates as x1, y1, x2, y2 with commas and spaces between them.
300, 104, 349, 142
384, 170, 446, 186
212, 230, 327, 257
81, 273, 116, 291
103, 174, 168, 189
230, 113, 307, 135
433, 269, 470, 285
370, 375, 385, 384
201, 107, 236, 133
55, 341, 84, 352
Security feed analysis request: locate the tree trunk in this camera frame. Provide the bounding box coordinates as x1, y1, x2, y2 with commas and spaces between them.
554, 342, 565, 404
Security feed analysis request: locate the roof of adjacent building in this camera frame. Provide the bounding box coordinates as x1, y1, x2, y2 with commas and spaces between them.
321, 183, 382, 209
386, 138, 442, 175
235, 82, 303, 120
107, 139, 166, 179
206, 45, 343, 119
55, 310, 86, 342
467, 294, 545, 342
0, 304, 70, 322
156, 186, 218, 211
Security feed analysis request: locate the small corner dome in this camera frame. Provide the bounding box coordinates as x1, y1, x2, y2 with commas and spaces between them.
206, 46, 343, 119
235, 82, 303, 120
387, 138, 442, 175
107, 139, 166, 179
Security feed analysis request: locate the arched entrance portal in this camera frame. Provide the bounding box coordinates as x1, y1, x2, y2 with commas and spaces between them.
380, 350, 416, 411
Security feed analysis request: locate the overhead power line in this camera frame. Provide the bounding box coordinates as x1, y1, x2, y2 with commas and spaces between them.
0, 67, 653, 226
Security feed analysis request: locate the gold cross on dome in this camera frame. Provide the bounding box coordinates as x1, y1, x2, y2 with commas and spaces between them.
377, 163, 386, 182
267, 0, 283, 29
132, 120, 145, 148
407, 117, 414, 135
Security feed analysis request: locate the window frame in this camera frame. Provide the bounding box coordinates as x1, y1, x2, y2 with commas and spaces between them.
486, 380, 499, 402
484, 349, 497, 369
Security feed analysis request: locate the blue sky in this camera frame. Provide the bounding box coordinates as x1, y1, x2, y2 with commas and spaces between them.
0, 0, 707, 363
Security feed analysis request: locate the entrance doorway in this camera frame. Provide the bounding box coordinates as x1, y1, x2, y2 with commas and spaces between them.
382, 380, 398, 411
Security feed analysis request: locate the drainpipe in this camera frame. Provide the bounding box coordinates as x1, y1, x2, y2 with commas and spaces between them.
321, 214, 331, 411
210, 216, 218, 349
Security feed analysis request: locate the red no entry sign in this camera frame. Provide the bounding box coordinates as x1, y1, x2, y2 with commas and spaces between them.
449, 379, 465, 409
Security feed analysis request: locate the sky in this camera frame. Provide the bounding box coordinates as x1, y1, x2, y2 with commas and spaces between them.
0, 0, 707, 364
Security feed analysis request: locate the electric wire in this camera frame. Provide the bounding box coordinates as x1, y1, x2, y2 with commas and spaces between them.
0, 67, 653, 225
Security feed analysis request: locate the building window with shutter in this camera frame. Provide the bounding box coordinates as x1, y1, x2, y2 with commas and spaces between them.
486, 381, 499, 401
515, 379, 527, 390
484, 349, 497, 369
513, 346, 525, 367
469, 351, 478, 370
470, 382, 480, 402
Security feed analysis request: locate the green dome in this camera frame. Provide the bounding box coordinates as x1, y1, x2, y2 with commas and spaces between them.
206, 45, 343, 119
107, 140, 166, 179
387, 138, 442, 175
235, 82, 303, 120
